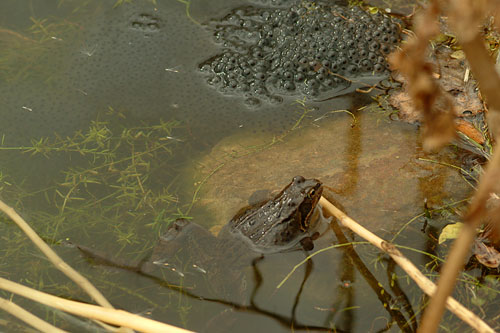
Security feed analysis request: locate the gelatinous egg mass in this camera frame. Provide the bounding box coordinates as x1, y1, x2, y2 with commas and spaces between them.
199, 1, 401, 107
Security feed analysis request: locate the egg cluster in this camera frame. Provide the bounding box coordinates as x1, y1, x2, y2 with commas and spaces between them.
199, 1, 401, 107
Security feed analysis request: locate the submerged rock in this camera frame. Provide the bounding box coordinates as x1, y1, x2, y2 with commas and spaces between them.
199, 1, 402, 107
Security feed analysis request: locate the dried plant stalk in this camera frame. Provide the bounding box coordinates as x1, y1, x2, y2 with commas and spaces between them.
419, 148, 500, 332
0, 277, 191, 333
0, 200, 113, 309
389, 1, 456, 150
417, 0, 500, 331
0, 297, 67, 333
319, 197, 494, 333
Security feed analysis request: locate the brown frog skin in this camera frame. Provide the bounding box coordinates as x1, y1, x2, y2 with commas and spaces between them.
143, 176, 326, 301
75, 176, 327, 303
148, 176, 325, 277
220, 175, 323, 253
69, 176, 327, 308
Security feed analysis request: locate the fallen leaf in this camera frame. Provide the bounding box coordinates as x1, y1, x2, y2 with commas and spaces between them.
438, 222, 463, 244
456, 118, 485, 144
450, 50, 465, 59
473, 239, 500, 268
389, 44, 484, 123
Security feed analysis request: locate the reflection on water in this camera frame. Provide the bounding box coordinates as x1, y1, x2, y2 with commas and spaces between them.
0, 0, 492, 332
189, 104, 474, 331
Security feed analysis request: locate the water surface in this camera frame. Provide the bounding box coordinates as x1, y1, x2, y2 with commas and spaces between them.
0, 1, 493, 332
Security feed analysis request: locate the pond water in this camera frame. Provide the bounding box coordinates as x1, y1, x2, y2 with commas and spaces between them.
0, 0, 497, 332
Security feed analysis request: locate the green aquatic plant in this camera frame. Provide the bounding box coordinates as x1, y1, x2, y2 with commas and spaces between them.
113, 0, 158, 8
0, 113, 181, 249
0, 114, 190, 325
174, 0, 200, 25
0, 11, 84, 82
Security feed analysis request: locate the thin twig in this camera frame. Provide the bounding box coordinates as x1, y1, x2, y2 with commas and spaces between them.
319, 196, 494, 333
0, 277, 191, 333
0, 199, 113, 308
0, 296, 67, 333
419, 147, 500, 332
417, 0, 500, 330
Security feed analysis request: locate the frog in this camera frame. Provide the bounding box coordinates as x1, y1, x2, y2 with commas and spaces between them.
145, 176, 328, 299
74, 176, 329, 302
221, 175, 324, 253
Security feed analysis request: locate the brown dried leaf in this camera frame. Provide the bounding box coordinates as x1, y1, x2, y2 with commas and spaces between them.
387, 90, 420, 122
472, 238, 500, 268
388, 4, 465, 150
389, 47, 484, 122
450, 50, 465, 60
421, 97, 456, 151
456, 119, 485, 145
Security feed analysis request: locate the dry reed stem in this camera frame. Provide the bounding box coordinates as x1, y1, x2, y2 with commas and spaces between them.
417, 1, 500, 331
0, 277, 191, 333
419, 147, 500, 332
0, 199, 113, 309
319, 196, 494, 333
0, 296, 67, 333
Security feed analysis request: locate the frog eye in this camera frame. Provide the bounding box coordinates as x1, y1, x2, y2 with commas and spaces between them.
308, 188, 316, 197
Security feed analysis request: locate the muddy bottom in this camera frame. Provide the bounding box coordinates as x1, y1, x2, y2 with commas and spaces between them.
189, 104, 471, 234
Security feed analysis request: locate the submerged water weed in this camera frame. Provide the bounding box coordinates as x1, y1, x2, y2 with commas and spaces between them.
0, 114, 181, 250
1, 0, 161, 83
0, 7, 88, 83
113, 0, 158, 8
0, 171, 11, 193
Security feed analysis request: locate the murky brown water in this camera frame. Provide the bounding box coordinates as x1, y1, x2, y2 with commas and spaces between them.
0, 0, 493, 332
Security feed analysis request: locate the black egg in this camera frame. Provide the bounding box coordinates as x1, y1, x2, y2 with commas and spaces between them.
199, 1, 401, 106
324, 79, 335, 87
295, 73, 305, 81
374, 63, 384, 72
308, 79, 319, 88
360, 59, 372, 70
369, 41, 380, 51
255, 72, 265, 80
347, 65, 358, 74
380, 44, 391, 54
283, 81, 295, 91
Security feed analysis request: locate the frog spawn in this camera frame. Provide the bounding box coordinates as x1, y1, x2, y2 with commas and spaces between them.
199, 1, 402, 107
